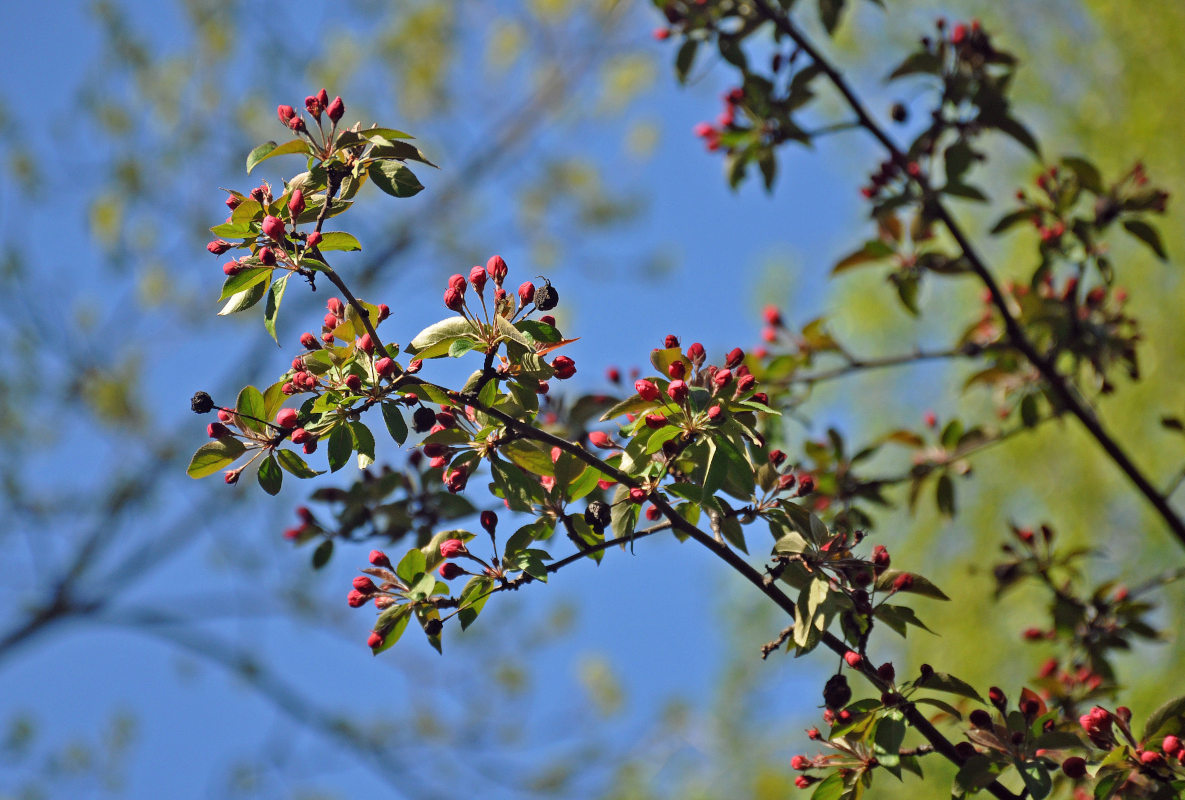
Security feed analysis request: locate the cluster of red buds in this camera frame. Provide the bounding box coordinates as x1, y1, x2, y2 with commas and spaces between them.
277, 89, 345, 134
282, 506, 316, 541
692, 87, 745, 153
860, 158, 922, 201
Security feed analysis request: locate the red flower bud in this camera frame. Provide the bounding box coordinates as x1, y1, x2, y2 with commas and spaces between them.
291, 428, 311, 444
438, 561, 464, 579
306, 231, 322, 248
634, 379, 660, 402
440, 539, 467, 559
1140, 750, 1163, 765
207, 239, 232, 255
262, 215, 286, 242
347, 589, 370, 608
277, 105, 296, 125
469, 265, 488, 293
287, 189, 305, 218
667, 361, 686, 380
877, 662, 895, 683
225, 194, 241, 210
486, 254, 508, 284
769, 449, 786, 466
844, 651, 862, 668
344, 374, 362, 392
357, 333, 374, 354
628, 487, 647, 504
606, 367, 621, 383
737, 374, 756, 393
652, 27, 671, 41
367, 631, 383, 649
713, 368, 732, 389
872, 545, 890, 570
667, 379, 689, 403
552, 356, 576, 380
275, 408, 299, 429
763, 305, 783, 326
1061, 757, 1086, 779
327, 96, 345, 123
481, 511, 498, 534
375, 357, 396, 377
663, 334, 680, 349
891, 573, 914, 592
207, 422, 231, 438
223, 260, 242, 276
791, 755, 810, 771
317, 88, 329, 107
255, 247, 275, 266
707, 405, 723, 422
518, 281, 535, 306
644, 413, 666, 429
725, 347, 744, 368
447, 273, 467, 293
377, 303, 390, 321
369, 550, 391, 568
796, 474, 815, 495
588, 431, 614, 449
444, 286, 464, 311
304, 95, 322, 117
352, 575, 375, 593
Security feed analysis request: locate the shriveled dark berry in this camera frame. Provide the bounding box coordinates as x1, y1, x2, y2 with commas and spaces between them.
585, 500, 611, 530
823, 673, 851, 710
890, 102, 908, 123
533, 278, 559, 311
423, 618, 443, 636
412, 406, 437, 433
191, 391, 214, 414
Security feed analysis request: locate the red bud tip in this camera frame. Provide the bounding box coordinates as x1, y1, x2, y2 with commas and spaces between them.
644, 413, 666, 429
843, 651, 862, 668
275, 408, 299, 429
517, 281, 535, 306
551, 355, 576, 380
277, 105, 296, 125
712, 368, 733, 388
667, 361, 686, 380
725, 347, 744, 368
444, 286, 464, 311
440, 539, 467, 559
438, 561, 464, 580
377, 304, 390, 321
288, 189, 305, 218
306, 231, 322, 248
222, 260, 242, 276
367, 631, 383, 649
667, 379, 689, 403
207, 422, 230, 438
357, 333, 374, 354
369, 549, 391, 568
791, 755, 810, 771
628, 487, 647, 504
588, 430, 614, 449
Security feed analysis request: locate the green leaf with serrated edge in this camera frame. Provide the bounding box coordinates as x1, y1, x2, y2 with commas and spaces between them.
311, 538, 334, 569
810, 770, 844, 800
236, 385, 267, 434
350, 421, 375, 469
503, 440, 555, 477
218, 279, 267, 316
913, 671, 984, 702
873, 711, 906, 768
315, 231, 362, 252
370, 604, 412, 655
380, 402, 408, 445
516, 319, 562, 343
246, 138, 310, 174
187, 438, 247, 478
913, 696, 964, 720
367, 161, 423, 198
276, 449, 322, 478
218, 267, 273, 302
458, 576, 493, 630
448, 337, 480, 358
327, 424, 352, 472
875, 569, 950, 600
263, 274, 289, 345
1142, 694, 1185, 740
257, 452, 282, 495
406, 316, 475, 358
1123, 219, 1168, 261
1019, 761, 1052, 800
395, 548, 427, 584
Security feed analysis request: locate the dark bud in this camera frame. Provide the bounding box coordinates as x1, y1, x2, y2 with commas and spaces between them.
423, 618, 443, 636
533, 278, 559, 311
969, 709, 993, 729
823, 673, 851, 710
585, 500, 612, 530
988, 686, 1007, 712
191, 391, 214, 414
412, 406, 437, 433
890, 102, 908, 123
954, 742, 977, 760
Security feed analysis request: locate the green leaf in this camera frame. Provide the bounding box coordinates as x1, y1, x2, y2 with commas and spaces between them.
458, 576, 494, 630
218, 267, 273, 302
263, 274, 289, 345
186, 437, 246, 478
992, 114, 1041, 157
1143, 694, 1185, 740
1062, 156, 1103, 194
503, 440, 556, 477
257, 453, 282, 495
1123, 219, 1168, 261
991, 209, 1033, 235
887, 50, 942, 81
955, 755, 999, 793
833, 240, 894, 274
912, 696, 964, 720
218, 279, 267, 316
935, 473, 956, 516
818, 0, 847, 34
327, 424, 352, 472
368, 161, 424, 198
350, 421, 375, 469
810, 771, 845, 800
371, 604, 413, 655
448, 337, 480, 358
873, 711, 906, 767
875, 569, 950, 600
942, 182, 989, 202
236, 385, 267, 434
1019, 761, 1052, 800
674, 39, 698, 84
914, 671, 984, 702
381, 402, 408, 445
276, 449, 323, 478
311, 538, 334, 569
395, 548, 427, 584
316, 231, 362, 252
516, 319, 562, 343
406, 316, 476, 359
246, 138, 311, 174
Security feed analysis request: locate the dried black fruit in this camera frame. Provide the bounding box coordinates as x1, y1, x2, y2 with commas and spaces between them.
191, 391, 214, 414
424, 619, 443, 636
533, 278, 559, 311
585, 500, 611, 530
412, 406, 437, 433
823, 673, 851, 710
890, 102, 908, 123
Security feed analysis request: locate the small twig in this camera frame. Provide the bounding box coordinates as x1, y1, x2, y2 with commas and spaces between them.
761, 624, 795, 659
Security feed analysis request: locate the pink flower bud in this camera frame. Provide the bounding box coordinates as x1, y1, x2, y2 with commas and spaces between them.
606, 367, 620, 383
486, 254, 508, 284
448, 273, 467, 293
290, 428, 312, 444
844, 651, 862, 668
256, 247, 276, 266
737, 374, 756, 392
225, 194, 241, 210
317, 89, 329, 107
304, 95, 322, 117
664, 334, 680, 348
469, 265, 487, 293
344, 374, 362, 392
635, 379, 660, 402
367, 631, 383, 649
725, 347, 744, 368
287, 189, 305, 218
207, 422, 230, 438
588, 431, 614, 449
518, 281, 535, 306
207, 239, 232, 255
791, 755, 810, 771
223, 260, 242, 276
275, 408, 298, 429
713, 368, 732, 388
444, 287, 464, 311
707, 405, 723, 422
667, 379, 689, 403
644, 413, 666, 429
377, 304, 390, 321
262, 215, 286, 242
347, 589, 370, 608
277, 105, 296, 125
369, 550, 391, 568
763, 305, 783, 326
375, 357, 396, 377
300, 332, 319, 349
628, 487, 647, 504
327, 96, 345, 123
667, 361, 686, 380
872, 545, 890, 569
352, 575, 375, 593
440, 539, 467, 558
306, 231, 322, 248
357, 333, 374, 354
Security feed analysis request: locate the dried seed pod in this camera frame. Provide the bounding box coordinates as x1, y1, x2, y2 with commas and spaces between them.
533, 277, 559, 311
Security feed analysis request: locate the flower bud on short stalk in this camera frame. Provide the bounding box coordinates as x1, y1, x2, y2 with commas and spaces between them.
223, 260, 243, 276
207, 239, 232, 255
687, 342, 706, 365
438, 562, 464, 580
517, 281, 535, 307
262, 215, 286, 242
375, 358, 396, 377
725, 347, 744, 368
552, 356, 576, 380
588, 431, 615, 449
486, 254, 508, 285
369, 550, 391, 568
440, 539, 467, 559
275, 408, 299, 429
290, 428, 312, 444
480, 510, 498, 535
347, 589, 370, 608
327, 96, 345, 123
634, 379, 660, 402
444, 287, 464, 311
207, 422, 230, 439
644, 414, 666, 430
306, 231, 322, 249
367, 631, 383, 649
257, 247, 277, 266
667, 380, 688, 403
277, 105, 296, 126
712, 369, 732, 390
